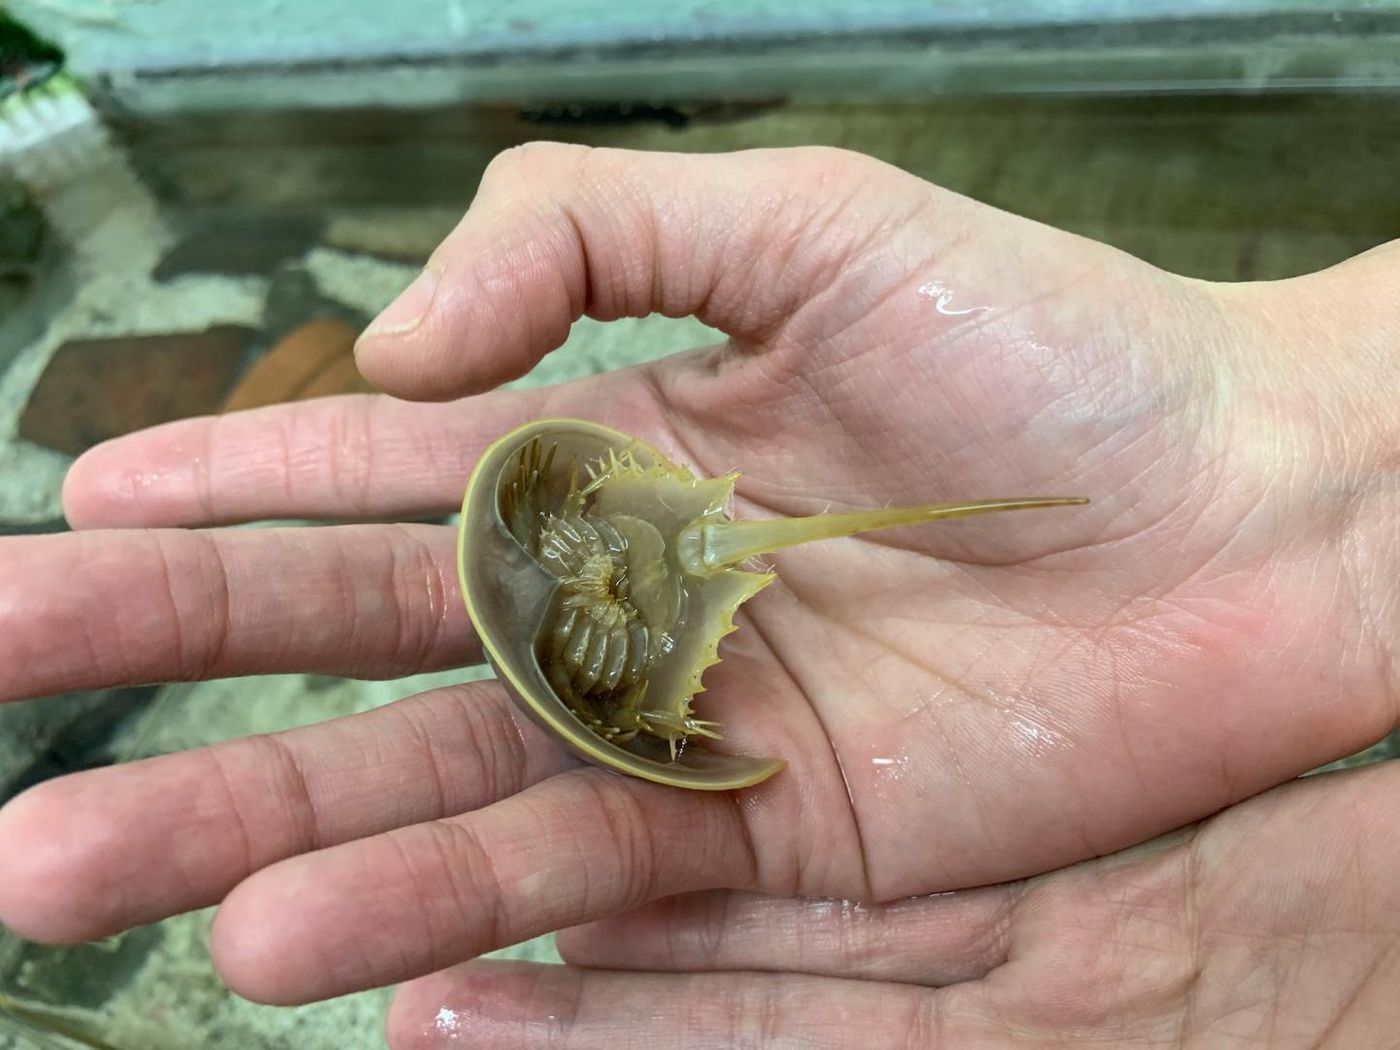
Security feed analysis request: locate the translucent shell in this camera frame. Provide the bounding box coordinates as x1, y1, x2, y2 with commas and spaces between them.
456, 418, 1087, 792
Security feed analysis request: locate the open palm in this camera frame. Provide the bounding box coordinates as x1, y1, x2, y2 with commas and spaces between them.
0, 145, 1394, 1035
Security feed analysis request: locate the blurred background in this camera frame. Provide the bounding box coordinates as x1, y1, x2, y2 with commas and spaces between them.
2, 1, 1398, 1046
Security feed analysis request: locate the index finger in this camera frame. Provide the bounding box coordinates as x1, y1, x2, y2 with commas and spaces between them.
62, 370, 671, 531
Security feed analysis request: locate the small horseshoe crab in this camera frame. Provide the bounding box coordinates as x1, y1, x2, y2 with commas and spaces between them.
456, 419, 1086, 791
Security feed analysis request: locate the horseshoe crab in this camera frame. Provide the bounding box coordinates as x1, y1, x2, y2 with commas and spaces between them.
456, 418, 1086, 791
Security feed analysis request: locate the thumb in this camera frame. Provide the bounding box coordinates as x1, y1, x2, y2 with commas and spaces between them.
352, 142, 958, 401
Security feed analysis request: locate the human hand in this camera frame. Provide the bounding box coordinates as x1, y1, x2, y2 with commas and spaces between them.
387, 759, 1400, 1047
0, 145, 1394, 1021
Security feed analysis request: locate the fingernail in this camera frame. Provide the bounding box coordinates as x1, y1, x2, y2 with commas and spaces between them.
363, 268, 439, 337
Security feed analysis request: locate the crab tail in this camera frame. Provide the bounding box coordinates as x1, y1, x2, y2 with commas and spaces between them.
678, 496, 1088, 576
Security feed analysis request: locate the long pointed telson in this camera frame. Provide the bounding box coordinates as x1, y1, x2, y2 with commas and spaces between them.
676, 497, 1090, 577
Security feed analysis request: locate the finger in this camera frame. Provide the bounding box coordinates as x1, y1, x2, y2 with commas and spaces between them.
555, 887, 1013, 987
62, 369, 670, 530
386, 960, 1003, 1049
63, 390, 544, 530
354, 143, 937, 400
0, 523, 474, 702
207, 768, 758, 1005
0, 681, 578, 943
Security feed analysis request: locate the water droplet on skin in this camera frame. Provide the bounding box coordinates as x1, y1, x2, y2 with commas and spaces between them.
435, 1007, 462, 1036
1007, 713, 1070, 757
869, 753, 910, 781
916, 280, 989, 317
